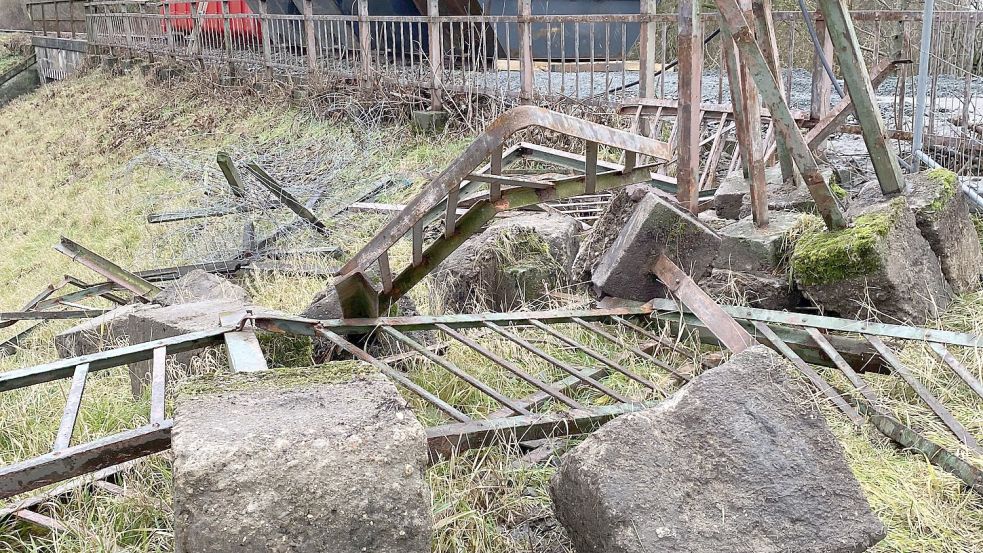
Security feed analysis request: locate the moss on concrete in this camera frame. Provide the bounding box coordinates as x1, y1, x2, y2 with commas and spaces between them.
791, 199, 906, 286
179, 362, 376, 398
830, 181, 848, 201
923, 168, 957, 214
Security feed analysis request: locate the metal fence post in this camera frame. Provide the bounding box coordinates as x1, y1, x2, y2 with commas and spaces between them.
222, 0, 233, 60
519, 0, 533, 104
259, 0, 273, 77
304, 0, 316, 72
810, 15, 834, 124
676, 0, 702, 213
911, 0, 935, 171
427, 0, 443, 111
358, 0, 371, 88
638, 0, 656, 102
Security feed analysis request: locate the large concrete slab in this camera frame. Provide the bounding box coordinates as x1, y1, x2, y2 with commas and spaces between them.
55, 303, 154, 358
172, 365, 431, 553
592, 192, 720, 301
550, 346, 885, 553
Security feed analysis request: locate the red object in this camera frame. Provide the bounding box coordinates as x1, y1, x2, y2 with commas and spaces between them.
164, 1, 262, 38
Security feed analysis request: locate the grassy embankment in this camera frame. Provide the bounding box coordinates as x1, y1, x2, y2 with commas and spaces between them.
0, 70, 981, 552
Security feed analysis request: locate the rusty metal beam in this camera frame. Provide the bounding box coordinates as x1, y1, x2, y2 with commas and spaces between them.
54, 237, 160, 299
676, 0, 702, 212
338, 107, 672, 277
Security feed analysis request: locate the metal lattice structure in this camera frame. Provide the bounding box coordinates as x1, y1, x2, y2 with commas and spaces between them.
3, 296, 982, 515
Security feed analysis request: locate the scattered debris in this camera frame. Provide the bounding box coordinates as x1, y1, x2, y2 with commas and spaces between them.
549, 346, 886, 553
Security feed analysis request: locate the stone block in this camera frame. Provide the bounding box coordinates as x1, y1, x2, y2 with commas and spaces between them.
715, 165, 837, 220
54, 303, 154, 358
715, 211, 803, 273
550, 346, 885, 553
154, 269, 250, 307
127, 299, 245, 396
701, 268, 801, 310
592, 192, 720, 302
906, 169, 983, 294
410, 109, 450, 134
572, 184, 652, 282
433, 213, 580, 312
792, 199, 950, 324
173, 365, 431, 553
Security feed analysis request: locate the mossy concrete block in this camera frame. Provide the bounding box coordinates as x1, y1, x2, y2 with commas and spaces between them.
433, 213, 580, 312
550, 346, 884, 553
715, 211, 802, 273
791, 200, 950, 323
411, 109, 450, 134
701, 268, 801, 310
906, 169, 983, 294
173, 366, 431, 553
715, 165, 836, 220
592, 192, 720, 302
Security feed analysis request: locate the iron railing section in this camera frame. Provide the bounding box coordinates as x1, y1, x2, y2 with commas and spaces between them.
2, 303, 983, 506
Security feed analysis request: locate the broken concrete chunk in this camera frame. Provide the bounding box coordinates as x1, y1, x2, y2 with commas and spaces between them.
55, 303, 155, 358
715, 211, 802, 273
906, 169, 983, 294
173, 365, 431, 553
550, 345, 885, 553
153, 269, 250, 307
571, 184, 652, 282
434, 213, 580, 312
701, 268, 801, 310
592, 192, 720, 302
792, 199, 950, 324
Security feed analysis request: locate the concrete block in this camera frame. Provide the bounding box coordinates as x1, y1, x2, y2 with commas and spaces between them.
572, 184, 651, 282
173, 365, 431, 553
792, 199, 950, 324
433, 213, 580, 312
701, 268, 801, 310
550, 346, 885, 553
410, 110, 450, 134
906, 169, 983, 294
715, 165, 837, 220
715, 211, 802, 273
592, 192, 720, 302
154, 269, 250, 307
55, 303, 155, 358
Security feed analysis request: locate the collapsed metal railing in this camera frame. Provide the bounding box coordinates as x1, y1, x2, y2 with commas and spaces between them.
2, 292, 982, 518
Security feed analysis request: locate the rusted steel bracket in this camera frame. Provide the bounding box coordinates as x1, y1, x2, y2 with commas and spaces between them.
216, 151, 246, 198
651, 254, 755, 353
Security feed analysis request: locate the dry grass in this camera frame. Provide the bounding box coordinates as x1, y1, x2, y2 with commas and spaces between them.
0, 68, 982, 552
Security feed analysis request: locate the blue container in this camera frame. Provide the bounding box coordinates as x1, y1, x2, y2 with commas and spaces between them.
479, 0, 640, 60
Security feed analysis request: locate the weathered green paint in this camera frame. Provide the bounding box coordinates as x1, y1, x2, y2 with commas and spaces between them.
54, 237, 161, 299
246, 163, 327, 232
335, 271, 379, 319
817, 0, 906, 195
380, 166, 656, 309
216, 151, 246, 197
715, 0, 848, 230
